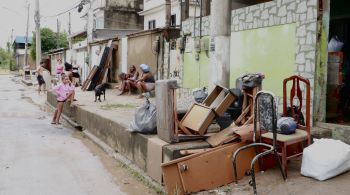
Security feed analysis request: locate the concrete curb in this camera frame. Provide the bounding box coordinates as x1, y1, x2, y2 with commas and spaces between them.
45, 101, 164, 193
45, 102, 82, 129
82, 130, 164, 193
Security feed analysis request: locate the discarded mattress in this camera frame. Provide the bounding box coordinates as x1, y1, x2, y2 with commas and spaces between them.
301, 138, 350, 181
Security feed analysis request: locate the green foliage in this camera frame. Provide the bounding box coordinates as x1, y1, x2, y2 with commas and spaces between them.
0, 47, 15, 70
30, 27, 69, 60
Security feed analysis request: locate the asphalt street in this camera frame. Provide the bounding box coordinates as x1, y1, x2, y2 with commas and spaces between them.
0, 75, 125, 195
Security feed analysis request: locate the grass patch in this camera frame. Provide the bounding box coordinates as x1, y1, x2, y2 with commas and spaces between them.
117, 162, 164, 194
100, 103, 136, 110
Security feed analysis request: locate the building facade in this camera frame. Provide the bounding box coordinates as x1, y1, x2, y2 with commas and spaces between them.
13, 36, 34, 69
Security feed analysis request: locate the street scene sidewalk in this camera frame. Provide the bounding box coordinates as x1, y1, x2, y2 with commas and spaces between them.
2, 0, 350, 194
39, 76, 349, 195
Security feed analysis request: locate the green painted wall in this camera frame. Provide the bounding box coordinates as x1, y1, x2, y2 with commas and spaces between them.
183, 37, 210, 89
314, 0, 330, 122
230, 24, 297, 96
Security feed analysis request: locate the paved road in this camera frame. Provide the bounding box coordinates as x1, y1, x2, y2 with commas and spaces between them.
0, 75, 125, 195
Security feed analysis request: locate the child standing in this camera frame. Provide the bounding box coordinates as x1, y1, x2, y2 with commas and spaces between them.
51, 75, 75, 125
56, 59, 64, 83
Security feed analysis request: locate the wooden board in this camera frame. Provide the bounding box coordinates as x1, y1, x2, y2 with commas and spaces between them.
206, 125, 239, 147
81, 66, 98, 91
180, 104, 215, 135
162, 142, 259, 195
97, 41, 116, 84
206, 124, 255, 147
87, 41, 113, 91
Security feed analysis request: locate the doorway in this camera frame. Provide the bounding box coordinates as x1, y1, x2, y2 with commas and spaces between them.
326, 0, 350, 125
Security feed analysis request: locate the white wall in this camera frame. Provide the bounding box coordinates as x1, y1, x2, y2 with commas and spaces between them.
142, 1, 200, 30
144, 0, 165, 11
142, 3, 181, 30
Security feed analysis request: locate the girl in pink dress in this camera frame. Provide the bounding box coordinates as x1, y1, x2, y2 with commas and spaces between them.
51, 75, 75, 125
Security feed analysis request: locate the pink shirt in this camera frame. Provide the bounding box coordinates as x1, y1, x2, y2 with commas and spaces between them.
54, 83, 75, 101
56, 64, 64, 74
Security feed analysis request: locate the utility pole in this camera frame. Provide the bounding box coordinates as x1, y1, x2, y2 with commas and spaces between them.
68, 12, 71, 35
35, 0, 41, 67
56, 18, 60, 48
24, 2, 30, 67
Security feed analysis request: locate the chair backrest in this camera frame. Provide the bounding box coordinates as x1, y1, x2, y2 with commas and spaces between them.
254, 91, 278, 147
282, 75, 311, 132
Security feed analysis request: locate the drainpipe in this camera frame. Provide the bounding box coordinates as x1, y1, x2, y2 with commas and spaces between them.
209, 0, 231, 89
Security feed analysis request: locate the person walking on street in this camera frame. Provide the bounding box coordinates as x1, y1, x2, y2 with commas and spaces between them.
36, 64, 46, 94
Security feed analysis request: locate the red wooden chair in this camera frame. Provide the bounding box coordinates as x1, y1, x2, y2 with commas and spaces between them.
261, 75, 311, 177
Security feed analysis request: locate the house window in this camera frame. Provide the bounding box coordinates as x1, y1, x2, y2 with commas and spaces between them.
95, 16, 104, 29
171, 14, 176, 27
148, 20, 156, 29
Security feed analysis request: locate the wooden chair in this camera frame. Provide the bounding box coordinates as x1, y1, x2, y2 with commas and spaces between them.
261, 75, 311, 177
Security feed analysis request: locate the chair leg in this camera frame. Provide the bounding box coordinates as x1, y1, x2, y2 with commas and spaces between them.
250, 169, 258, 195
282, 144, 288, 178
275, 149, 286, 180
232, 159, 239, 184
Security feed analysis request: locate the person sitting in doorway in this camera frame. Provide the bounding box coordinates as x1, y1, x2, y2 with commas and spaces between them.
135, 64, 155, 99
117, 65, 139, 95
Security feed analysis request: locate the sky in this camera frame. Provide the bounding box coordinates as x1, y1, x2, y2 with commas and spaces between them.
0, 0, 87, 48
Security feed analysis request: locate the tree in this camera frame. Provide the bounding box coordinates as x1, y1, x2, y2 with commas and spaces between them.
30, 27, 69, 60
0, 47, 15, 70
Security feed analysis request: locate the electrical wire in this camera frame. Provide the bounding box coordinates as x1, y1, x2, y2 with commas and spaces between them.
41, 1, 82, 18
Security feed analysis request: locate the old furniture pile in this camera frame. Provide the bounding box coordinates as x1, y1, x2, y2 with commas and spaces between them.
156, 74, 311, 195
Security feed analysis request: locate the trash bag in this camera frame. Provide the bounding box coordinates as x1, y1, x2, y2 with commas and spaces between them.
328, 36, 344, 52
238, 73, 265, 89
277, 117, 297, 135
129, 99, 157, 134
193, 87, 208, 103
301, 139, 350, 181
